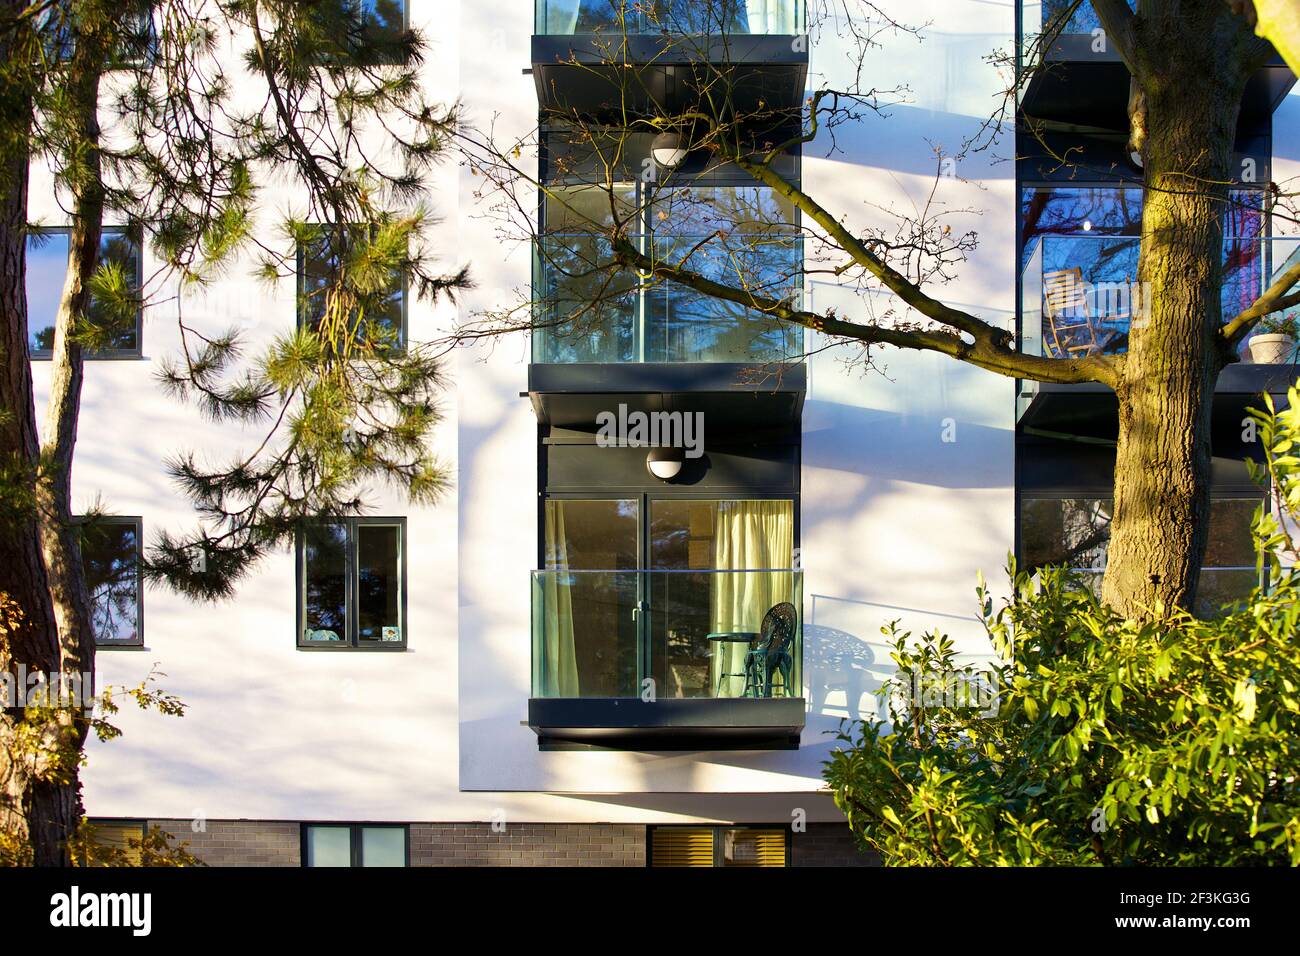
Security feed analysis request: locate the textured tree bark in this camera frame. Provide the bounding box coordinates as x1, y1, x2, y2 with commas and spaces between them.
0, 0, 64, 865
27, 14, 116, 866
1100, 6, 1253, 616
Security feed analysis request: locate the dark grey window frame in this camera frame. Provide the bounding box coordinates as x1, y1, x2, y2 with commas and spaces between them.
28, 225, 144, 360
301, 823, 410, 867
296, 516, 408, 651
78, 514, 145, 649
295, 224, 409, 350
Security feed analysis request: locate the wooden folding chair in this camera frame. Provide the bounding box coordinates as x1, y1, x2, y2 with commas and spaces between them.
1043, 267, 1100, 357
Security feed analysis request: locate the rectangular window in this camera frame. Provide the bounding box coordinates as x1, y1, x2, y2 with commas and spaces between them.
299, 518, 405, 649
1019, 186, 1268, 360
313, 1, 408, 63
85, 819, 146, 865
303, 824, 408, 867
27, 227, 142, 358
80, 517, 143, 648
297, 225, 406, 350
1018, 495, 1263, 617
649, 826, 788, 867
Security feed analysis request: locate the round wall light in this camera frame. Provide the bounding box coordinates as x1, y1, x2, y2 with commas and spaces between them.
651, 130, 688, 169
646, 446, 686, 481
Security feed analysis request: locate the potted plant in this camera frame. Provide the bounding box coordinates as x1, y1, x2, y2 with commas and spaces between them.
1248, 313, 1299, 364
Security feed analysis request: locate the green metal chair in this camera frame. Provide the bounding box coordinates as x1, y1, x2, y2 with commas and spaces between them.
744, 602, 797, 698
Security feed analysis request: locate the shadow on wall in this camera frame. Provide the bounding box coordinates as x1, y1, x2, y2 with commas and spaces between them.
803, 396, 1015, 490
805, 102, 1017, 179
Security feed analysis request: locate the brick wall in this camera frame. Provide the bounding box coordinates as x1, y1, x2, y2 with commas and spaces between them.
411, 823, 646, 866
147, 819, 301, 867
792, 822, 879, 867
126, 818, 872, 867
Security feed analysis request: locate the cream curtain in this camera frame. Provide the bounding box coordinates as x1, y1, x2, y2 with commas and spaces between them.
541, 501, 580, 696
709, 500, 794, 697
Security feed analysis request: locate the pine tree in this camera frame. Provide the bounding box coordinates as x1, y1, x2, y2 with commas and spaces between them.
0, 0, 466, 864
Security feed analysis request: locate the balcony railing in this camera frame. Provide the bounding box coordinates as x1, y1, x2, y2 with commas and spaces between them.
532, 233, 804, 363
1020, 234, 1300, 360
535, 0, 806, 36
531, 568, 803, 701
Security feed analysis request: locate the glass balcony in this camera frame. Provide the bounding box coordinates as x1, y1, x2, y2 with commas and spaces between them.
1020, 234, 1300, 359
531, 569, 803, 701
535, 0, 806, 36
1019, 1, 1135, 67
532, 233, 804, 363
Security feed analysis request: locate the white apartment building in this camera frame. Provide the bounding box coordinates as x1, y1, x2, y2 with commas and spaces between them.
26, 1, 1297, 866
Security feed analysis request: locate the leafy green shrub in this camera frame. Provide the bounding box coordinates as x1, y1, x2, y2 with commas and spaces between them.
824, 386, 1300, 865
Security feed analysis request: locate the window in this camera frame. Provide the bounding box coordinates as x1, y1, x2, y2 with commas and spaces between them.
312, 1, 409, 66
302, 824, 408, 867
80, 517, 143, 647
649, 826, 788, 867
534, 183, 803, 363
1019, 185, 1267, 359
298, 518, 405, 648
535, 495, 799, 698
1019, 495, 1262, 617
85, 819, 146, 864
297, 225, 406, 350
27, 228, 142, 358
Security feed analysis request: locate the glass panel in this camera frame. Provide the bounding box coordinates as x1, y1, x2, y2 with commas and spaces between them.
1020, 497, 1112, 572
538, 499, 640, 697
304, 826, 352, 867
531, 568, 802, 699
533, 234, 637, 362
1204, 499, 1260, 568
1194, 569, 1259, 618
719, 828, 787, 866
1020, 497, 1261, 614
537, 0, 804, 35
303, 523, 348, 642
645, 233, 802, 362
356, 524, 401, 645
532, 571, 640, 696
544, 499, 638, 569
26, 229, 140, 354
359, 826, 406, 867
300, 227, 404, 347
25, 231, 69, 353
1021, 188, 1269, 358
82, 522, 141, 645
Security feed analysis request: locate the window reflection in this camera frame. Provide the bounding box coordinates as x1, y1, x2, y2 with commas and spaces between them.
27, 228, 142, 355
81, 520, 141, 645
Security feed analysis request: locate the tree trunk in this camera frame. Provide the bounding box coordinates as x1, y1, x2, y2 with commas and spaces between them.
0, 0, 66, 865
1100, 7, 1252, 616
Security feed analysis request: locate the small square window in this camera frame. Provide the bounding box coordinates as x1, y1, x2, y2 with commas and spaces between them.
296, 225, 406, 350
302, 824, 408, 867
298, 518, 406, 649
79, 517, 144, 648
27, 227, 143, 358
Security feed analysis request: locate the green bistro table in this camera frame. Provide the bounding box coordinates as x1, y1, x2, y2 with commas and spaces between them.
707, 631, 761, 698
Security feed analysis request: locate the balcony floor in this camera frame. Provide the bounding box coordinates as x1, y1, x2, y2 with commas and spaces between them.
528, 697, 805, 751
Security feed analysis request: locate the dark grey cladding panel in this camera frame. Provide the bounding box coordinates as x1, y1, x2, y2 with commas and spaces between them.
543, 440, 798, 492
1018, 129, 1271, 184
1020, 46, 1292, 131
1018, 435, 1261, 495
